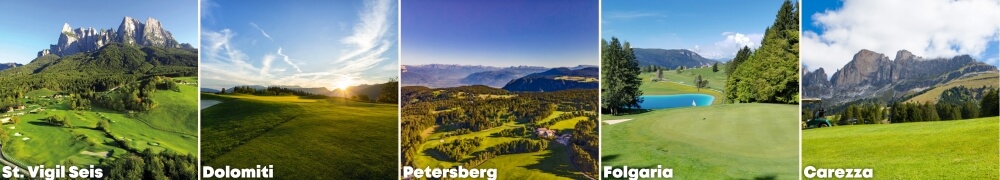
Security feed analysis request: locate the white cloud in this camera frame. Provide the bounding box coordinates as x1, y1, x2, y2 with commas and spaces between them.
693, 32, 763, 60
249, 22, 273, 41
803, 0, 1000, 75
332, 0, 396, 78
260, 53, 276, 77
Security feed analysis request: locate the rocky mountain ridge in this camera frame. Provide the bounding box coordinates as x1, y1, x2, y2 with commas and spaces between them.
38, 16, 187, 57
802, 49, 997, 106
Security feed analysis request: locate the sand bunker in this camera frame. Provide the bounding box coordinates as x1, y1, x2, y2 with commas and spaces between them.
605, 119, 633, 125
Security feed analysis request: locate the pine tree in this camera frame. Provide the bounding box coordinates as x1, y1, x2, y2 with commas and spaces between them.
601, 38, 643, 115
980, 88, 999, 117
725, 0, 799, 104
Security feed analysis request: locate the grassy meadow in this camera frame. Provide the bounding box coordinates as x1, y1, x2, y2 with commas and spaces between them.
907, 73, 999, 103
802, 117, 999, 179
601, 103, 799, 179
200, 93, 397, 179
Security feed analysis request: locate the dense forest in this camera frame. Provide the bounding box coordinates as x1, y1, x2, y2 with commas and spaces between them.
724, 0, 799, 104
400, 85, 598, 177
0, 43, 197, 111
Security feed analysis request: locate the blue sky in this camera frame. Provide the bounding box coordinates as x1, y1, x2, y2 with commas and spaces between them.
402, 0, 598, 67
201, 0, 398, 90
0, 0, 197, 64
602, 0, 788, 60
802, 0, 1000, 76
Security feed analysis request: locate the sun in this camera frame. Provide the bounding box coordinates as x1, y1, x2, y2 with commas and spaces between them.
335, 77, 353, 91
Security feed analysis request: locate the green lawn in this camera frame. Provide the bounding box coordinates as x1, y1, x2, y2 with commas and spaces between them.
412, 110, 589, 179
135, 79, 199, 135
602, 103, 799, 179
639, 76, 725, 105
655, 65, 728, 91
2, 80, 198, 166
802, 117, 999, 179
25, 88, 57, 97
201, 94, 397, 179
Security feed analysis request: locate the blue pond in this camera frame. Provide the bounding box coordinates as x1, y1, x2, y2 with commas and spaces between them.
640, 94, 715, 109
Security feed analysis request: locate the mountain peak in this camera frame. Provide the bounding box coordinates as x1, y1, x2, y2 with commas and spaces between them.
39, 16, 181, 58
895, 49, 915, 61
61, 23, 72, 32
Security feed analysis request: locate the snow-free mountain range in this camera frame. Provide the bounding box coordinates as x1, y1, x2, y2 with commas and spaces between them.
402, 64, 598, 92
37, 16, 191, 58
632, 48, 721, 69
803, 49, 998, 107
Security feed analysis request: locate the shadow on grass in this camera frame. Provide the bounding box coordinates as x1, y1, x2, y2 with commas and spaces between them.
27, 121, 61, 127
522, 144, 588, 179
739, 174, 778, 180
601, 154, 620, 162
421, 148, 453, 162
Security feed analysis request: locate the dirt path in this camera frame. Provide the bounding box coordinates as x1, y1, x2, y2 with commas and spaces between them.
604, 119, 633, 125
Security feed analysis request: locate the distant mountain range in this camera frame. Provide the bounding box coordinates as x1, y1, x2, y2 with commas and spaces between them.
802, 49, 998, 107
0, 62, 22, 71
402, 64, 551, 88
402, 64, 600, 92
502, 67, 599, 92
37, 16, 191, 58
632, 48, 719, 69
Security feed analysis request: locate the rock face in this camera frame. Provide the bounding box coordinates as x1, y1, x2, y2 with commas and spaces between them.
38, 16, 181, 57
632, 48, 719, 69
801, 67, 831, 98
802, 49, 998, 106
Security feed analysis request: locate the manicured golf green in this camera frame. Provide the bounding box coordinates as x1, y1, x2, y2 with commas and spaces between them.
201, 94, 397, 179
602, 103, 799, 179
2, 78, 199, 166
802, 117, 999, 179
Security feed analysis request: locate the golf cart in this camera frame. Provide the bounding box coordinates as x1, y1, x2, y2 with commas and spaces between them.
802, 98, 832, 129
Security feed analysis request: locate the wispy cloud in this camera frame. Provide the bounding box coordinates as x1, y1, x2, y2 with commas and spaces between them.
333, 0, 395, 79
260, 53, 276, 77
201, 0, 219, 25
249, 22, 273, 41
200, 0, 397, 89
277, 47, 302, 73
